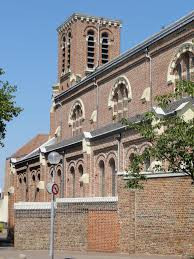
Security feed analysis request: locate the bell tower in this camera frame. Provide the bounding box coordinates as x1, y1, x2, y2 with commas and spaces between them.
57, 13, 122, 92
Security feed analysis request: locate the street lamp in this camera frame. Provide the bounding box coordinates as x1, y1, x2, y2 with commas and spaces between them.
48, 151, 61, 259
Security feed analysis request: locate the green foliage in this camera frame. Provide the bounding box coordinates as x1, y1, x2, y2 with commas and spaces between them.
0, 222, 3, 232
123, 80, 194, 189
0, 68, 23, 147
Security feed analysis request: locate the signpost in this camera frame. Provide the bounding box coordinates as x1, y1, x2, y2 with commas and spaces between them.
47, 151, 61, 259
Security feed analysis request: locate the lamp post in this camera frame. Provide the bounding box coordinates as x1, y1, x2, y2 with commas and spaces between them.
48, 151, 61, 259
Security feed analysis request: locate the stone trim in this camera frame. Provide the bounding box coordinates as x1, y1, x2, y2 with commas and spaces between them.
68, 98, 85, 126
108, 75, 132, 109
14, 202, 54, 210
167, 41, 194, 84
56, 196, 118, 203
117, 171, 189, 179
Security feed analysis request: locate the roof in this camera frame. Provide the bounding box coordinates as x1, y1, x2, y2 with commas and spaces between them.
57, 12, 122, 32
163, 96, 194, 114
13, 96, 193, 164
44, 114, 144, 152
46, 97, 194, 152
45, 134, 83, 153
11, 134, 49, 159
14, 137, 56, 165
154, 96, 194, 115
55, 11, 194, 103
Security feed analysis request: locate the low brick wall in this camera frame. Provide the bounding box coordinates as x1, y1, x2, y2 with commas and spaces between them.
117, 175, 194, 256
14, 175, 194, 255
14, 198, 119, 252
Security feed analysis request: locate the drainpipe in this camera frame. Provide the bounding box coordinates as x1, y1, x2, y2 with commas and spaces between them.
116, 133, 122, 173
61, 151, 65, 198
145, 49, 153, 110
94, 77, 99, 128
58, 102, 63, 140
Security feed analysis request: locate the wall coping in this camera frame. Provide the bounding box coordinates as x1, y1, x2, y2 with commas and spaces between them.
56, 196, 118, 203
117, 171, 189, 179
14, 202, 54, 210
14, 197, 118, 210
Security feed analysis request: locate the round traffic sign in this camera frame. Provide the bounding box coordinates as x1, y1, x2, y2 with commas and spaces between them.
52, 183, 59, 195
46, 182, 53, 194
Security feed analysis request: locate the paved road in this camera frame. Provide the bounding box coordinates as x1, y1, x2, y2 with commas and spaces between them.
0, 247, 183, 259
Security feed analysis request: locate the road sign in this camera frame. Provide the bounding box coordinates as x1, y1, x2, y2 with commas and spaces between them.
52, 183, 59, 195
46, 182, 53, 194
46, 183, 53, 194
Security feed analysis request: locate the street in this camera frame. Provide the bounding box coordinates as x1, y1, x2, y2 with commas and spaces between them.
0, 247, 183, 259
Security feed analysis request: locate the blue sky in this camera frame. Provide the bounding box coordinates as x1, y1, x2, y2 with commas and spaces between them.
0, 0, 193, 189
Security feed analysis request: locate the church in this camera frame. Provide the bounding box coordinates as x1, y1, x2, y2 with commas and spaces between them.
4, 11, 194, 255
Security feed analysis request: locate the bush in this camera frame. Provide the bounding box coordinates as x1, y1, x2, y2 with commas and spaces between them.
0, 222, 3, 232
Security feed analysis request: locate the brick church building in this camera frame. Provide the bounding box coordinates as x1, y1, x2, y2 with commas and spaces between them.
4, 11, 194, 255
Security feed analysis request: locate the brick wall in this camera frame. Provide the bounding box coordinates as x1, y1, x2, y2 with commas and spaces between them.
117, 175, 194, 256
14, 198, 119, 252
14, 175, 194, 256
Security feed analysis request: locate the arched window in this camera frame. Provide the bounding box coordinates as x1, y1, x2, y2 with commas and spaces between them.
78, 165, 85, 197
108, 76, 132, 122
185, 52, 190, 81
101, 32, 109, 64
70, 167, 75, 197
176, 63, 182, 81
32, 175, 35, 182
99, 160, 105, 197
113, 82, 128, 121
129, 153, 135, 165
87, 30, 95, 69
72, 104, 83, 136
67, 32, 71, 70
61, 35, 66, 74
143, 156, 151, 172
69, 100, 85, 137
168, 43, 194, 85
57, 168, 62, 197
37, 171, 40, 181
174, 52, 192, 81
109, 158, 116, 196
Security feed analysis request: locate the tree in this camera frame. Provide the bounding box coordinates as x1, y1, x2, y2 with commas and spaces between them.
0, 68, 23, 147
122, 80, 194, 189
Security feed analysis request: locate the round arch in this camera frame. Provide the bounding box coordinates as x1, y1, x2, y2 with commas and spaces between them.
68, 98, 85, 126
167, 41, 194, 83
108, 75, 132, 109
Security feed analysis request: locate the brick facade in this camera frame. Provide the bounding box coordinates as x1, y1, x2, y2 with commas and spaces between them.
4, 11, 194, 255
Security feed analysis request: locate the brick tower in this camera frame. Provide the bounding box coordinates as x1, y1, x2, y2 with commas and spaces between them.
56, 13, 122, 92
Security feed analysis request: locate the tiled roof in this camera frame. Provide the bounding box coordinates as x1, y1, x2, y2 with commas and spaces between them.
15, 137, 56, 164
45, 134, 83, 153
11, 134, 49, 159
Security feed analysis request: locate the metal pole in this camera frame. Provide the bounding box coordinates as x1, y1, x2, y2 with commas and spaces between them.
50, 166, 55, 259
145, 50, 152, 110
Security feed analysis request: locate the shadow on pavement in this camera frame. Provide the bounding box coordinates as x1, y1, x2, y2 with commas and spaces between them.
0, 229, 13, 248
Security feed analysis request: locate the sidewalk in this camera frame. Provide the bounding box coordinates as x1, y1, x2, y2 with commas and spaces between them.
0, 247, 183, 259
